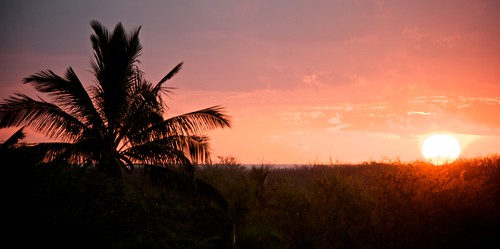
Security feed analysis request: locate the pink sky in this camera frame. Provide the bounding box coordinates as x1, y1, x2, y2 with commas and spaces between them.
1, 0, 500, 164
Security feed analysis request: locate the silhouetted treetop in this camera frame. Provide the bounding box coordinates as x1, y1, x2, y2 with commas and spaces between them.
0, 20, 231, 178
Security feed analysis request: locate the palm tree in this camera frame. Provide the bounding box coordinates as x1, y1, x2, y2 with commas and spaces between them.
0, 20, 231, 179
0, 127, 26, 151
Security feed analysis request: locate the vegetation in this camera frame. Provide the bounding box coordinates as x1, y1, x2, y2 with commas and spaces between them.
198, 156, 500, 249
2, 155, 233, 248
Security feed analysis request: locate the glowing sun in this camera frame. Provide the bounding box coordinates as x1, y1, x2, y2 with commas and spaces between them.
421, 134, 461, 165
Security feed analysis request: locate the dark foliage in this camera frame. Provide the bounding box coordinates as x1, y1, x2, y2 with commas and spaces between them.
1, 158, 233, 249
198, 157, 500, 249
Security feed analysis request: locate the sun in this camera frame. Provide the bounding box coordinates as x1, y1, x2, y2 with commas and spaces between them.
421, 134, 461, 165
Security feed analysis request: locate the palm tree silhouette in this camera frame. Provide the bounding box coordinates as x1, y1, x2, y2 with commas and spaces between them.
0, 126, 50, 168
0, 127, 26, 150
0, 20, 231, 178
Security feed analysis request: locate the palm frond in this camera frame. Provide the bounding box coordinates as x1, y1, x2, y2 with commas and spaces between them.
117, 104, 164, 148
88, 85, 108, 124
0, 93, 86, 141
126, 77, 160, 113
29, 142, 73, 163
123, 140, 192, 166
91, 20, 142, 88
144, 106, 231, 138
90, 20, 110, 51
124, 25, 142, 69
153, 62, 183, 101
46, 137, 104, 165
125, 133, 211, 162
185, 135, 211, 164
23, 67, 103, 128
90, 20, 110, 81
156, 62, 183, 88
90, 20, 144, 133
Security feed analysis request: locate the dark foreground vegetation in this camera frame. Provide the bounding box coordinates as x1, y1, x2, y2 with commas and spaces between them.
199, 157, 500, 249
2, 153, 500, 248
1, 151, 232, 249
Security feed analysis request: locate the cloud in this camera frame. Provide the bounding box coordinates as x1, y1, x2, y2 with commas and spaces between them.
407, 111, 436, 116
326, 115, 350, 132
351, 75, 368, 87
302, 73, 325, 88
366, 132, 401, 140
277, 110, 325, 125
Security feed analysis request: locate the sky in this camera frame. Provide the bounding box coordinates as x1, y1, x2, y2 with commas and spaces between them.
1, 0, 500, 164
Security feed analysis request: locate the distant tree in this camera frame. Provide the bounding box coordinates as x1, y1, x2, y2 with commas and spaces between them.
0, 127, 25, 150
0, 127, 26, 166
0, 126, 51, 174
0, 20, 231, 179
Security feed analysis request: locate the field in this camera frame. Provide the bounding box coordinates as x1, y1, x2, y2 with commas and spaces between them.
3, 155, 500, 249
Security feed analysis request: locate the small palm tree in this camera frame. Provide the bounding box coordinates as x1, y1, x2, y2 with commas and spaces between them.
0, 127, 26, 150
0, 127, 50, 168
0, 20, 230, 178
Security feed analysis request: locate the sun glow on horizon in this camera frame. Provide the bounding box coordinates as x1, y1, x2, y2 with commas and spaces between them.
421, 134, 461, 165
